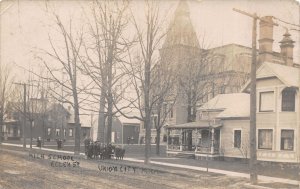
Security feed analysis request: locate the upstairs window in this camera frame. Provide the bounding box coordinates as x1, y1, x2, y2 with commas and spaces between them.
259, 91, 274, 112
170, 107, 174, 118
47, 128, 51, 136
281, 88, 296, 112
69, 129, 73, 137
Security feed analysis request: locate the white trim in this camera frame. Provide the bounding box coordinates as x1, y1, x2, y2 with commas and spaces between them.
279, 87, 297, 113
258, 90, 275, 113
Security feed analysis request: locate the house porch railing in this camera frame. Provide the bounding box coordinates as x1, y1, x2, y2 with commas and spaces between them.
167, 144, 181, 151
195, 146, 219, 154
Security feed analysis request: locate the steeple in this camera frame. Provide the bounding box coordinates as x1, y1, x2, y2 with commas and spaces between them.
162, 0, 199, 49
174, 0, 190, 18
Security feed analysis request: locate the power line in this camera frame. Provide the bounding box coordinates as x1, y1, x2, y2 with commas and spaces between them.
273, 16, 300, 28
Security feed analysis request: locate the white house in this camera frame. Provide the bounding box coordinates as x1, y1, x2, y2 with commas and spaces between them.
243, 62, 300, 163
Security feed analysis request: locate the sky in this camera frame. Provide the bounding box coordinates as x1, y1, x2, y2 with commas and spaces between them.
1, 0, 300, 139
2, 0, 299, 75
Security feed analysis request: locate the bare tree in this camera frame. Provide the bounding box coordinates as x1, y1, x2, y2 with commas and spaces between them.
115, 0, 168, 164
79, 0, 131, 144
178, 46, 250, 124
0, 63, 15, 143
236, 131, 250, 163
12, 72, 49, 149
151, 62, 177, 155
36, 12, 84, 154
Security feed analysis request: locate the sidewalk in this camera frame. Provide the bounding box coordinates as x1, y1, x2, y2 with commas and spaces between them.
2, 142, 299, 187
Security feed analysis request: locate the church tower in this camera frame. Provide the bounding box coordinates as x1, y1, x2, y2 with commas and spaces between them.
160, 0, 201, 125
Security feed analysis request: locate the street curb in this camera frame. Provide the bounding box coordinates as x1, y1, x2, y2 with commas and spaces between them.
244, 183, 274, 189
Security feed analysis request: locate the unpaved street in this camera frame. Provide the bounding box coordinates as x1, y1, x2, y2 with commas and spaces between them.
0, 148, 272, 189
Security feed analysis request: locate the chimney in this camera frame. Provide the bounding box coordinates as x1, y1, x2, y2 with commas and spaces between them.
279, 30, 295, 66
258, 16, 274, 63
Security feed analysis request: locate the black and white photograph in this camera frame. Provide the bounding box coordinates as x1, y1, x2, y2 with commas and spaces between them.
1, 0, 300, 188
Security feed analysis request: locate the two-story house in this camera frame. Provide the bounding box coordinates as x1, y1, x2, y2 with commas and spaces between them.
242, 62, 300, 163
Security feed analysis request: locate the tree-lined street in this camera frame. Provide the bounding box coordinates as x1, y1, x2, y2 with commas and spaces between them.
1, 0, 300, 188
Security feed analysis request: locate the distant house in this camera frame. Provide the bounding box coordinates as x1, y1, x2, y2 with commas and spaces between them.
111, 116, 140, 145
3, 102, 91, 142
65, 107, 92, 142
3, 117, 20, 140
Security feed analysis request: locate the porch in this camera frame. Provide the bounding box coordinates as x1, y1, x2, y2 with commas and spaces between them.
166, 120, 222, 159
3, 120, 21, 140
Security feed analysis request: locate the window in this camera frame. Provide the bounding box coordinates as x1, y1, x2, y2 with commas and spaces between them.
281, 88, 296, 112
170, 107, 174, 118
259, 92, 274, 112
151, 116, 157, 129
56, 129, 60, 136
281, 130, 294, 151
258, 129, 273, 150
47, 128, 51, 136
69, 129, 73, 137
234, 130, 241, 148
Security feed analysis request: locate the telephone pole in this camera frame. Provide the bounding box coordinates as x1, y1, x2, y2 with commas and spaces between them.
13, 82, 27, 148
233, 8, 279, 184
233, 8, 258, 184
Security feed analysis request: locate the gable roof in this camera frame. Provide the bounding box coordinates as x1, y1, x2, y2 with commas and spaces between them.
200, 93, 250, 118
241, 62, 299, 92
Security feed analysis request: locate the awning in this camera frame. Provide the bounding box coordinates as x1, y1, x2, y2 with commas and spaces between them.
166, 120, 222, 129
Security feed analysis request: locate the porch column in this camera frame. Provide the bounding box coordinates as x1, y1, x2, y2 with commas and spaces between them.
211, 128, 215, 154
179, 129, 183, 151
196, 129, 201, 152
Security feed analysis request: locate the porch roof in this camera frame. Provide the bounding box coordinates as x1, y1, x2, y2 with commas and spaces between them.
166, 120, 222, 129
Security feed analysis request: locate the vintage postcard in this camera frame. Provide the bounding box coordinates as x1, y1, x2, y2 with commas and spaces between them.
1, 0, 300, 188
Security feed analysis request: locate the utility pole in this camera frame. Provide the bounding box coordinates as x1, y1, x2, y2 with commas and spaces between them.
13, 82, 27, 148
233, 8, 279, 184
23, 84, 27, 148
233, 8, 258, 184
61, 71, 65, 142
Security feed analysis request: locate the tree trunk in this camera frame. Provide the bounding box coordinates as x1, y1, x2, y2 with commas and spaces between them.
144, 57, 151, 164
145, 114, 151, 164
30, 120, 33, 149
73, 91, 81, 155
97, 90, 106, 144
41, 115, 45, 146
106, 94, 113, 144
156, 128, 161, 155
0, 112, 3, 143
187, 92, 192, 123
106, 53, 113, 145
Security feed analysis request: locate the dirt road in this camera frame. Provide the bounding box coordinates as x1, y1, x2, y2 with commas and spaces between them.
0, 148, 286, 189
